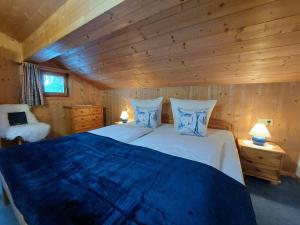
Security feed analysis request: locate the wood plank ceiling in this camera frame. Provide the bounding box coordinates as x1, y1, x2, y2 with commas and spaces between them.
0, 0, 67, 42
18, 0, 300, 88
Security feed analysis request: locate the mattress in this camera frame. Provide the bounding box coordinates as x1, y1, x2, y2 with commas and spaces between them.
130, 124, 244, 184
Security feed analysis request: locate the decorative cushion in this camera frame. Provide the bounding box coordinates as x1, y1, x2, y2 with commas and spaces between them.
170, 98, 217, 137
8, 112, 28, 126
177, 108, 209, 136
135, 107, 159, 128
130, 97, 163, 128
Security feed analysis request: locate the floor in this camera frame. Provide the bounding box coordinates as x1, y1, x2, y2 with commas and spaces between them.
245, 176, 300, 225
0, 176, 299, 225
0, 190, 18, 225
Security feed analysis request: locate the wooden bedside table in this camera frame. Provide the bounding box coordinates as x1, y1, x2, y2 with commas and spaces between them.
114, 120, 134, 125
237, 139, 286, 184
115, 121, 126, 125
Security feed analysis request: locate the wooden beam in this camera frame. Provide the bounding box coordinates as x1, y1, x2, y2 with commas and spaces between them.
39, 66, 70, 74
22, 0, 125, 61
0, 32, 22, 62
25, 0, 190, 62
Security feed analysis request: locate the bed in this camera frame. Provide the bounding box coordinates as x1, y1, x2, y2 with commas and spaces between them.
129, 123, 244, 184
0, 119, 256, 225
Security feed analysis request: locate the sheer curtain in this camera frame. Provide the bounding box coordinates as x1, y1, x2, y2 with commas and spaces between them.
21, 62, 44, 106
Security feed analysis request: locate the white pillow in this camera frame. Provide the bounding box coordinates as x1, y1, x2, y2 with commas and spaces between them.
130, 97, 163, 128
170, 98, 217, 136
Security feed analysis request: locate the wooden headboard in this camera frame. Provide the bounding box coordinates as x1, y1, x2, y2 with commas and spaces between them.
161, 114, 233, 132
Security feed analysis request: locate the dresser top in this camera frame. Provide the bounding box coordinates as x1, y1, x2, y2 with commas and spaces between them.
238, 139, 286, 154
64, 105, 102, 109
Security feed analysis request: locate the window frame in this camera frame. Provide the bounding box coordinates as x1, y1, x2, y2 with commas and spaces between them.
41, 70, 69, 97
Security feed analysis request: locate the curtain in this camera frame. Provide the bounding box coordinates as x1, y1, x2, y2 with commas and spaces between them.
21, 62, 44, 106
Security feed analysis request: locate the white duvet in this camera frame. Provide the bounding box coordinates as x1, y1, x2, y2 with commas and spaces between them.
130, 125, 225, 170
130, 124, 244, 184
88, 124, 153, 143
89, 123, 244, 184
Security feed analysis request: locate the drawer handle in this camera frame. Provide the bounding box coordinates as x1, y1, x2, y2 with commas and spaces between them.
258, 156, 263, 160
246, 159, 253, 163
255, 168, 261, 172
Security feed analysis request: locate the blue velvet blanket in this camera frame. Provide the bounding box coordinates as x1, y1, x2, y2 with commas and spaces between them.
0, 133, 256, 225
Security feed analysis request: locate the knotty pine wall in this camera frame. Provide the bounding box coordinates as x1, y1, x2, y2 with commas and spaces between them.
54, 0, 300, 88
0, 39, 104, 137
101, 83, 300, 174
0, 33, 22, 104
32, 74, 104, 137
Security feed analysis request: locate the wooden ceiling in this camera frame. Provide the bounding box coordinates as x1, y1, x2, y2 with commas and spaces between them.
20, 0, 300, 88
0, 0, 67, 42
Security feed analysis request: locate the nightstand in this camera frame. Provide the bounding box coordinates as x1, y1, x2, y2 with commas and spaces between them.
114, 120, 134, 125
115, 121, 125, 125
237, 139, 286, 184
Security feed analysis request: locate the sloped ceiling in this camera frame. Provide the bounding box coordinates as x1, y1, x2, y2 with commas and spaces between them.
27, 0, 300, 88
0, 0, 67, 42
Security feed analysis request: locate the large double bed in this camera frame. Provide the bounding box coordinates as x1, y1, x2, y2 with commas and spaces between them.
0, 120, 256, 225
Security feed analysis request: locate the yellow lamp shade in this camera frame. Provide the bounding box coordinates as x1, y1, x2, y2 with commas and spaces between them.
120, 111, 129, 120
248, 123, 271, 138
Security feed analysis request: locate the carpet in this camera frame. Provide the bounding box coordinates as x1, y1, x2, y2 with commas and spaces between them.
245, 176, 300, 225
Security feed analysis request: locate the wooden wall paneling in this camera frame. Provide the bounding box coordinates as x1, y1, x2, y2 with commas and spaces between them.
26, 0, 190, 62
102, 83, 300, 174
60, 0, 299, 63
0, 33, 22, 104
140, 0, 296, 39
95, 54, 300, 82
0, 0, 67, 41
32, 74, 105, 137
96, 30, 300, 69
0, 48, 21, 104
51, 0, 300, 88
78, 43, 300, 80
23, 0, 126, 60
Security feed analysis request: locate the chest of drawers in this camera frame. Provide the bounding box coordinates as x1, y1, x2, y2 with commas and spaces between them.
64, 105, 104, 134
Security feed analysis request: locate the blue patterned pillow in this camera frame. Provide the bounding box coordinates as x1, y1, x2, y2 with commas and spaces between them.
135, 107, 158, 128
177, 107, 209, 136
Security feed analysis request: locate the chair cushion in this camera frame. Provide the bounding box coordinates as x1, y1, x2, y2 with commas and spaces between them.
8, 112, 28, 126
5, 123, 50, 142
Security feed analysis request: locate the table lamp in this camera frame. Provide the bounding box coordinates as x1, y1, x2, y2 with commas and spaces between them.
120, 110, 129, 123
248, 123, 271, 146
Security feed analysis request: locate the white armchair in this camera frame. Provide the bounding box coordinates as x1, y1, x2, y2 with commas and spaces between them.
0, 104, 50, 145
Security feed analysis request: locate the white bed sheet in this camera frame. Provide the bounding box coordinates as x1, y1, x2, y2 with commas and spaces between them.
130, 124, 244, 184
88, 124, 153, 143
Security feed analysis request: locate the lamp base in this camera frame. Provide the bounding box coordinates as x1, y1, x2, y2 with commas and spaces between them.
121, 119, 128, 123
252, 136, 266, 146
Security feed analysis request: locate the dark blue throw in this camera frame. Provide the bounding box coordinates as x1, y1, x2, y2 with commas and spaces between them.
0, 133, 256, 225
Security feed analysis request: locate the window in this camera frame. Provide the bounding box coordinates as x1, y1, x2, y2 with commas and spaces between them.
42, 71, 68, 97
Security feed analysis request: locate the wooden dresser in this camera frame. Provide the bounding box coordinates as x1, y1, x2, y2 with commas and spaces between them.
64, 105, 105, 134
238, 139, 286, 184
